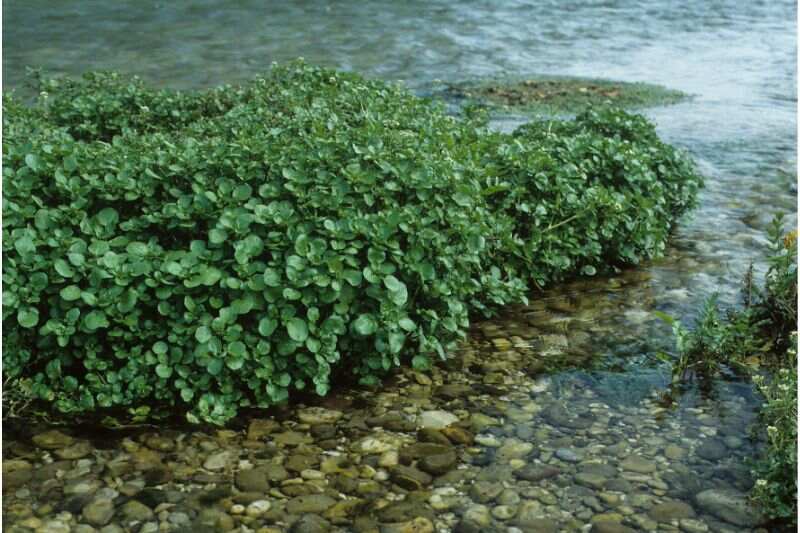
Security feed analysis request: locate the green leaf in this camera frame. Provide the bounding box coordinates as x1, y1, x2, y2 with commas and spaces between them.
155, 364, 173, 378
228, 341, 246, 357
388, 332, 406, 353
398, 317, 416, 331
54, 259, 75, 277
153, 341, 168, 355
59, 285, 82, 301
259, 317, 278, 336
14, 235, 36, 256
195, 326, 213, 343
286, 317, 309, 342
209, 228, 227, 244
24, 153, 41, 171
263, 268, 281, 287
83, 310, 109, 331
97, 207, 119, 226
17, 307, 39, 328
353, 314, 378, 336
207, 358, 223, 376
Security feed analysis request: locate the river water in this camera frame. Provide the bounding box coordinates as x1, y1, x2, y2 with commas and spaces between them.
3, 2, 797, 532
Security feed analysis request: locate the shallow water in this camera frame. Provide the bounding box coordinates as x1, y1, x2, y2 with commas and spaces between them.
3, 1, 797, 531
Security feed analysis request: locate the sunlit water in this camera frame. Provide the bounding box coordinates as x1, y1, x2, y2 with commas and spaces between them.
3, 1, 797, 530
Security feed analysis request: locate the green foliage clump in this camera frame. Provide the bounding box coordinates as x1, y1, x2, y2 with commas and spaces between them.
3, 61, 701, 424
751, 336, 797, 524
667, 214, 797, 526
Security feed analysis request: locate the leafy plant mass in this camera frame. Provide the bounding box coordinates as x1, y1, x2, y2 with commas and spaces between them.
3, 61, 702, 424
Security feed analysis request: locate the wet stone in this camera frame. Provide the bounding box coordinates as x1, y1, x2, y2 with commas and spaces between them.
119, 500, 154, 522
54, 441, 93, 460
417, 428, 451, 446
82, 498, 115, 527
32, 430, 74, 450
235, 468, 270, 492
390, 465, 432, 490
648, 500, 695, 522
575, 472, 607, 489
555, 448, 582, 463
694, 488, 764, 527
286, 494, 337, 514
379, 517, 435, 533
469, 481, 503, 503
515, 465, 560, 482
695, 439, 727, 461
619, 455, 656, 474
417, 410, 459, 429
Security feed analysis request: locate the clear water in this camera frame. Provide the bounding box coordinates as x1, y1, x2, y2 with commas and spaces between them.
3, 2, 797, 530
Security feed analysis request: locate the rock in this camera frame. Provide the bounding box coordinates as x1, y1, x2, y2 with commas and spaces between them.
416, 428, 451, 446
441, 426, 473, 446
3, 459, 32, 489
418, 450, 457, 476
274, 431, 313, 447
64, 478, 102, 496
555, 448, 582, 463
417, 410, 459, 429
543, 404, 592, 429
649, 500, 695, 522
119, 500, 154, 522
379, 451, 400, 468
247, 419, 279, 440
591, 522, 637, 533
203, 451, 233, 471
291, 514, 332, 533
196, 508, 235, 531
515, 465, 560, 482
620, 455, 656, 474
695, 489, 764, 527
695, 440, 726, 461
575, 472, 607, 489
355, 435, 402, 454
369, 413, 416, 432
399, 443, 450, 463
246, 500, 272, 517
496, 439, 534, 461
491, 505, 516, 520
298, 407, 343, 425
286, 454, 318, 472
379, 517, 435, 533
235, 468, 270, 492
143, 434, 175, 452
664, 444, 685, 460
82, 498, 115, 526
679, 518, 709, 533
55, 440, 93, 460
263, 463, 290, 482
469, 481, 503, 503
32, 430, 74, 449
516, 517, 558, 533
435, 384, 471, 399
378, 501, 435, 523
36, 520, 71, 533
286, 495, 337, 514
390, 465, 432, 490
462, 505, 491, 527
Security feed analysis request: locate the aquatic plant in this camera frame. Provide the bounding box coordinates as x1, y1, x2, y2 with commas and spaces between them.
666, 214, 797, 526
445, 75, 687, 116
2, 61, 702, 424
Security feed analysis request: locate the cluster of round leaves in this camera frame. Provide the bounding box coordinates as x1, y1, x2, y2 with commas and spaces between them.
2, 61, 702, 424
